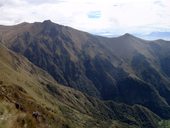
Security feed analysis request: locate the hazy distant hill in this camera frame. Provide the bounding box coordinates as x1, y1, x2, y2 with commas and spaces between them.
136, 32, 170, 40
1, 20, 170, 127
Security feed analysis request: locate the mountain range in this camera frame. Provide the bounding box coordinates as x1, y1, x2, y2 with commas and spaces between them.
0, 20, 170, 128
136, 32, 170, 41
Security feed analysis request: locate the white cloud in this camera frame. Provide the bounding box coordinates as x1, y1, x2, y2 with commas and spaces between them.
0, 0, 170, 36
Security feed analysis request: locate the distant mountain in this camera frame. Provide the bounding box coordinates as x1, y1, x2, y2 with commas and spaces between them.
1, 20, 170, 127
136, 32, 170, 40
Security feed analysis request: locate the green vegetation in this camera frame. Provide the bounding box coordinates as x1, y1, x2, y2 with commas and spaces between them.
0, 43, 160, 128
159, 120, 170, 128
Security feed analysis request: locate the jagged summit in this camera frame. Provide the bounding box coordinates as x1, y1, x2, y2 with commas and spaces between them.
42, 20, 55, 26
119, 33, 138, 39
123, 33, 132, 36
43, 19, 52, 23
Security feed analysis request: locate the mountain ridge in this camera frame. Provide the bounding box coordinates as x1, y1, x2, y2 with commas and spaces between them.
0, 43, 161, 128
1, 20, 170, 127
2, 20, 169, 42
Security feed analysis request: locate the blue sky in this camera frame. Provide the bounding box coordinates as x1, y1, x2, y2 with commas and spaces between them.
0, 0, 170, 38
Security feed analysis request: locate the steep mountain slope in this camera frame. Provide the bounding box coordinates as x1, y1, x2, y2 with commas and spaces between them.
1, 20, 170, 122
0, 43, 161, 128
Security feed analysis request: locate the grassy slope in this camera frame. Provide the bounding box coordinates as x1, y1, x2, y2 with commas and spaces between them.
0, 43, 160, 128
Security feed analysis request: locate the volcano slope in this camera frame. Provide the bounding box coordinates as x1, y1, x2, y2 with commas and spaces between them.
0, 20, 170, 127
